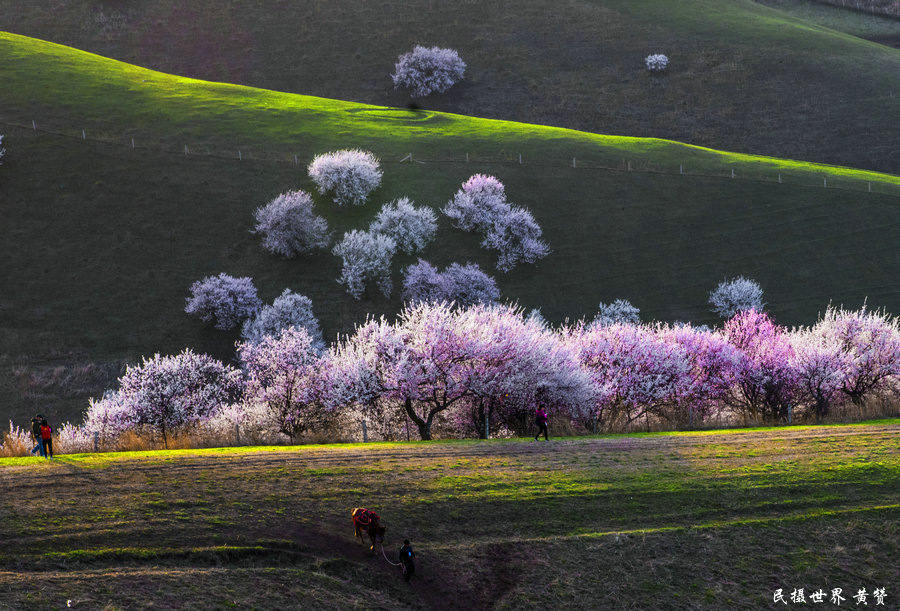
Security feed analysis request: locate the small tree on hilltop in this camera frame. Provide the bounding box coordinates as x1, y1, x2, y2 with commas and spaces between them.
392, 45, 466, 98
241, 289, 325, 352
308, 149, 382, 207
253, 190, 330, 258
185, 273, 262, 330
645, 54, 669, 71
443, 174, 508, 233
333, 230, 397, 299
369, 197, 438, 254
115, 349, 242, 448
709, 276, 764, 319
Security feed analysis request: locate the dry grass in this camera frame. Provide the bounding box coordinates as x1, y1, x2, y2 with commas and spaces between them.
0, 421, 898, 609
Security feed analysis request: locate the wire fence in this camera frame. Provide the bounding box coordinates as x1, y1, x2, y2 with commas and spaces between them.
3, 116, 900, 198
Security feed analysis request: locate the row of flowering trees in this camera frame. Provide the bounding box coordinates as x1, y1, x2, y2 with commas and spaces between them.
81, 302, 900, 448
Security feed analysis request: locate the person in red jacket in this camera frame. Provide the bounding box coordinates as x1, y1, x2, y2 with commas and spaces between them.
40, 419, 54, 459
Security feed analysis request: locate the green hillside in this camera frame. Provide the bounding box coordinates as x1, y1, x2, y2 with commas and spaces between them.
1, 31, 900, 426
1, 0, 899, 172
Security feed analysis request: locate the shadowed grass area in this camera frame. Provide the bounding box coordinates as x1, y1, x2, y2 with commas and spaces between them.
0, 422, 898, 608
2, 26, 900, 428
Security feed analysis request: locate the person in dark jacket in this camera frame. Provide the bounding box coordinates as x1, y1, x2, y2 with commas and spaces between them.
399, 539, 415, 582
534, 407, 549, 441
31, 415, 47, 457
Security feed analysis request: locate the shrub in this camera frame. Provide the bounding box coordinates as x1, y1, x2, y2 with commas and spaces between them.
709, 276, 764, 319
369, 197, 438, 254
401, 259, 445, 304
401, 260, 500, 307
443, 174, 507, 233
307, 149, 382, 207
482, 205, 550, 272
185, 273, 262, 330
392, 45, 466, 98
645, 54, 669, 71
332, 230, 397, 299
442, 262, 501, 307
253, 190, 330, 258
241, 289, 325, 351
591, 299, 641, 327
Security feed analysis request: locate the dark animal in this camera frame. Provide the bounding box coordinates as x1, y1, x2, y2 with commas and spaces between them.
351, 507, 386, 552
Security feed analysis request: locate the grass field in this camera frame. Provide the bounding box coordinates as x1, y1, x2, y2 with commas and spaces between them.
1, 0, 899, 173
2, 30, 900, 426
1, 421, 898, 609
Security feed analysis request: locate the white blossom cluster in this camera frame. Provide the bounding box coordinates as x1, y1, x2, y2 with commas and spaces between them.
645, 54, 669, 71
241, 288, 325, 351
709, 276, 765, 319
184, 273, 262, 330
443, 174, 549, 273
253, 190, 330, 258
392, 45, 466, 98
591, 299, 641, 328
308, 149, 382, 207
333, 230, 397, 299
368, 197, 438, 254
402, 259, 500, 307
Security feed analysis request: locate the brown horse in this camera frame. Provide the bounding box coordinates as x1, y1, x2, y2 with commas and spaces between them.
351, 507, 386, 552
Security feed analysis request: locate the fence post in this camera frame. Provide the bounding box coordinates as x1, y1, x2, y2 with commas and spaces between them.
484, 411, 490, 440
32, 120, 36, 131
294, 154, 298, 166
235, 423, 240, 445
573, 157, 576, 168
82, 129, 86, 140
680, 164, 683, 175
466, 152, 469, 163
778, 174, 782, 184
362, 419, 368, 443
519, 153, 522, 164
824, 177, 827, 188
592, 413, 597, 435
184, 145, 188, 156
788, 406, 793, 425
731, 169, 735, 179
131, 138, 135, 149
93, 431, 99, 453
238, 150, 242, 161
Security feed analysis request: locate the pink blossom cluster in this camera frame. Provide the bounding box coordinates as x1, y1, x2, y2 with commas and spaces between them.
391, 45, 466, 98
80, 304, 900, 446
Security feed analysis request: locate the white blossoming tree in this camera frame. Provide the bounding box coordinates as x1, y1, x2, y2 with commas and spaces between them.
253, 190, 330, 258
184, 273, 262, 330
709, 277, 765, 319
241, 289, 326, 352
369, 197, 438, 254
392, 45, 466, 98
332, 230, 397, 299
308, 149, 382, 206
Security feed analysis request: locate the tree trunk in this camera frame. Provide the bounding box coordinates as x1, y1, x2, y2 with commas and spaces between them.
404, 398, 432, 441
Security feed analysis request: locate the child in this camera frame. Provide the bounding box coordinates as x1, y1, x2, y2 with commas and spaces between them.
40, 419, 53, 459
399, 539, 415, 582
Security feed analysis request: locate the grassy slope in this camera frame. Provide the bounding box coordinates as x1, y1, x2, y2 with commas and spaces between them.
1, 422, 898, 609
1, 0, 899, 173
2, 31, 900, 424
